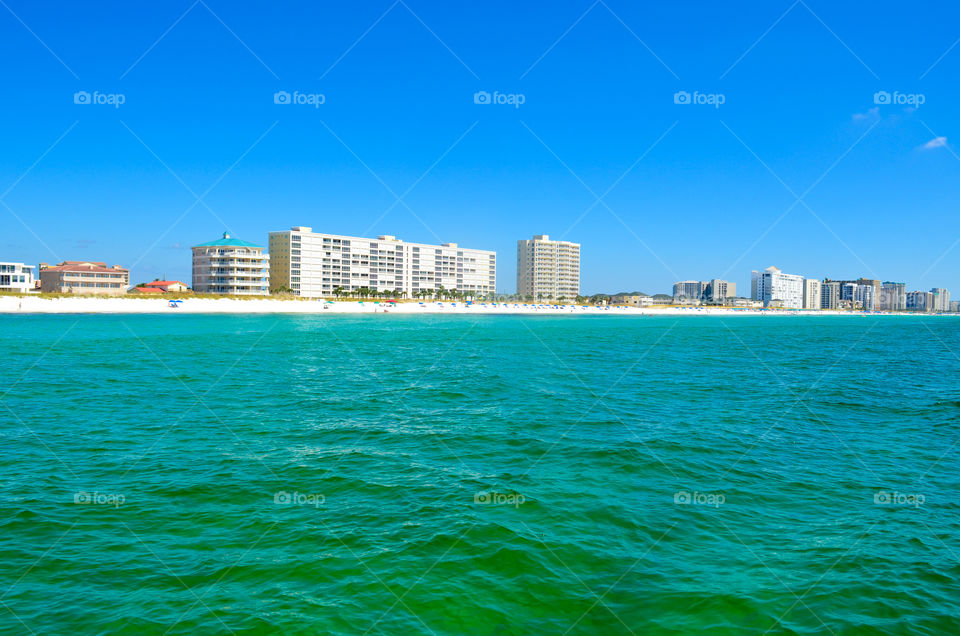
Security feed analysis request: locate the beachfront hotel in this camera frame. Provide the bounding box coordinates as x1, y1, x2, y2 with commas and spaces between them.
38, 261, 129, 295
751, 266, 804, 308
516, 235, 580, 300
268, 227, 496, 298
191, 232, 269, 295
0, 262, 36, 293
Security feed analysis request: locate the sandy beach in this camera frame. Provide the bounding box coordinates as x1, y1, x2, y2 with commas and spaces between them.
0, 295, 945, 316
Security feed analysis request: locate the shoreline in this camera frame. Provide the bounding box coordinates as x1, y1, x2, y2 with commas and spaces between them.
0, 295, 954, 316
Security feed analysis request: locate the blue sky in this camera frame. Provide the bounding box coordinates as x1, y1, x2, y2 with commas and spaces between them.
1, 0, 959, 295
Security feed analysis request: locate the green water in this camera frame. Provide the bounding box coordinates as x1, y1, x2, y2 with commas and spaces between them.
1, 314, 958, 634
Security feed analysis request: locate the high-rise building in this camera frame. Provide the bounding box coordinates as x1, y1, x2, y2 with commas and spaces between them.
856, 278, 882, 307
839, 282, 875, 311
38, 261, 129, 295
751, 266, 804, 308
707, 279, 736, 303
802, 279, 821, 310
192, 232, 269, 295
517, 235, 579, 300
950, 301, 960, 313
270, 227, 496, 298
931, 288, 951, 312
906, 291, 935, 312
0, 262, 36, 293
673, 280, 706, 302
821, 281, 842, 310
854, 284, 875, 311
880, 282, 906, 311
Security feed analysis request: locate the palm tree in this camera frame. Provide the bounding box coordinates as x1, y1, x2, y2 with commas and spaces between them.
334, 286, 344, 299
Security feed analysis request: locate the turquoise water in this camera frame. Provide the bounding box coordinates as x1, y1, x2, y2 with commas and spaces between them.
1, 314, 958, 634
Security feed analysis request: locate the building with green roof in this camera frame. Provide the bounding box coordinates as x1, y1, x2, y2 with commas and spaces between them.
191, 232, 269, 295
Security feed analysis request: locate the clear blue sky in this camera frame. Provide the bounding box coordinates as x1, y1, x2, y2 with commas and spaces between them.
2, 0, 959, 295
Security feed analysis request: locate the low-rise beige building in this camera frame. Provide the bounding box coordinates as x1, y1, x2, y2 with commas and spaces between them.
610, 294, 652, 307
39, 261, 129, 295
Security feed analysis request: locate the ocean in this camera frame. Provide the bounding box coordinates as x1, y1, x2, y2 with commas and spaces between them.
1, 314, 958, 634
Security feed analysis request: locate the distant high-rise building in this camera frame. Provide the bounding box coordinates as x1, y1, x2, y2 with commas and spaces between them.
931, 288, 951, 312
707, 279, 736, 302
854, 284, 875, 311
839, 282, 875, 311
802, 279, 821, 310
516, 235, 579, 300
857, 278, 882, 306
821, 281, 842, 310
880, 282, 906, 311
192, 232, 269, 295
906, 291, 935, 312
752, 266, 804, 308
673, 280, 706, 301
950, 301, 960, 313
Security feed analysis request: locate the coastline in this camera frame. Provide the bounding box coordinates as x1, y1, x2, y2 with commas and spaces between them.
0, 295, 952, 316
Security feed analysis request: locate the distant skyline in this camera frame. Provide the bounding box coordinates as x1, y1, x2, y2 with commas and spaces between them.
2, 1, 960, 295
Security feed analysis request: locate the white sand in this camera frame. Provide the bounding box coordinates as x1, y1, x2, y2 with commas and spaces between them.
0, 295, 939, 316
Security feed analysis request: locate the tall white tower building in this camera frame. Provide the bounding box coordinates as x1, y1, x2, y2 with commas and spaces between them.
517, 235, 580, 300
751, 266, 804, 308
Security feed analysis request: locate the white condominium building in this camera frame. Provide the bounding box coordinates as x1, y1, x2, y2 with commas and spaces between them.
516, 235, 580, 300
192, 232, 269, 295
751, 266, 804, 308
0, 262, 36, 293
931, 288, 951, 312
268, 227, 496, 298
802, 279, 821, 310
